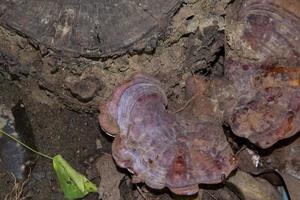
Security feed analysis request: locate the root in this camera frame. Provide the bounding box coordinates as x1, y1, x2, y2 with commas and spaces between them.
172, 93, 200, 114
136, 185, 147, 200
4, 172, 30, 200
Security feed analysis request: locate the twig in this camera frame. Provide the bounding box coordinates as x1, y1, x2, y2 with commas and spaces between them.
207, 191, 217, 200
172, 93, 200, 114
0, 129, 53, 160
234, 145, 246, 157
136, 185, 147, 200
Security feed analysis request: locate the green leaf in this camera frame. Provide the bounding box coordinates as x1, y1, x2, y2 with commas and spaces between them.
53, 155, 97, 200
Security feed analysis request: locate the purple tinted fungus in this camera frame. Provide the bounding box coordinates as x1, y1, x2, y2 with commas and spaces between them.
226, 0, 300, 148
225, 66, 300, 148
99, 73, 237, 195
99, 0, 300, 194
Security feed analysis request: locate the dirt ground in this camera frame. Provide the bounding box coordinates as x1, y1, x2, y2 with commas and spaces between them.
0, 77, 106, 199
0, 0, 299, 200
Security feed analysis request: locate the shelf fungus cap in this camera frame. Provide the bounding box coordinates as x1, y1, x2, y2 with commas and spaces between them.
226, 0, 300, 148
226, 0, 300, 65
227, 66, 300, 148
99, 73, 237, 195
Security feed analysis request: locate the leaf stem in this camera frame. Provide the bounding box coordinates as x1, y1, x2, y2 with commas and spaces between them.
0, 129, 53, 160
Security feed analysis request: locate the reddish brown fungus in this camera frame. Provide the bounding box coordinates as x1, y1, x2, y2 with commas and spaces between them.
99, 73, 237, 195
98, 0, 300, 195
98, 67, 300, 193
225, 0, 300, 148
226, 0, 300, 66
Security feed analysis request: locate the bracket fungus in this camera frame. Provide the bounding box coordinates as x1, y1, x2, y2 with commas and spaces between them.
226, 0, 300, 66
99, 73, 237, 195
224, 66, 300, 148
98, 0, 300, 195
225, 0, 300, 148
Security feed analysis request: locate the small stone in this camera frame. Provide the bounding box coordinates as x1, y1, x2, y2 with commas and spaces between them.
69, 78, 101, 102
228, 170, 281, 200
96, 139, 102, 150
95, 154, 124, 200
187, 18, 199, 33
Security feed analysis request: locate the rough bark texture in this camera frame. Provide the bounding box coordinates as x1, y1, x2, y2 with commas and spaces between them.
0, 0, 180, 57
0, 0, 226, 113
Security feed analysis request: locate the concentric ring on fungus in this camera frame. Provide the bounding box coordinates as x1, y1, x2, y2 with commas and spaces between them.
99, 0, 300, 195
225, 0, 300, 148
99, 73, 237, 195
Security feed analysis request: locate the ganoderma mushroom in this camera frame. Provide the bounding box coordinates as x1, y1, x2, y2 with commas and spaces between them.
98, 0, 300, 195
99, 73, 237, 195
225, 0, 300, 148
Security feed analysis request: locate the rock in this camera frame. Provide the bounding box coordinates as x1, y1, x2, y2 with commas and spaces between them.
228, 170, 281, 200
68, 77, 102, 102
281, 173, 300, 200
95, 154, 124, 200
